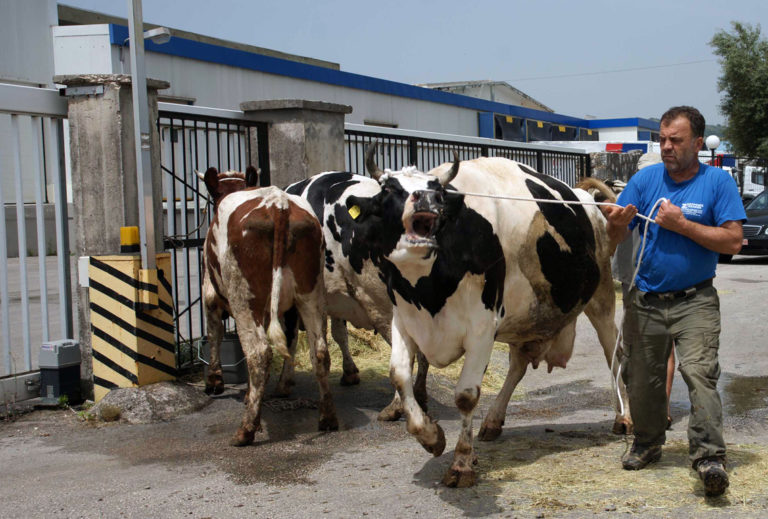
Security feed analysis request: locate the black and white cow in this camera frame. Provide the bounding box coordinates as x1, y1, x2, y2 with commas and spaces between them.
286, 173, 429, 419
350, 145, 626, 487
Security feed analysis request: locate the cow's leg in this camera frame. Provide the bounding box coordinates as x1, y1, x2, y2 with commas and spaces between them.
585, 274, 631, 434
390, 316, 445, 455
478, 346, 529, 441
232, 314, 271, 447
378, 350, 429, 421
442, 335, 493, 488
298, 297, 339, 432
275, 307, 299, 397
331, 318, 360, 386
377, 318, 429, 421
413, 350, 429, 411
204, 303, 225, 396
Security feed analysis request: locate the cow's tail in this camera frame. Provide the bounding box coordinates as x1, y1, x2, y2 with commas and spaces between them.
266, 194, 292, 360
575, 177, 618, 204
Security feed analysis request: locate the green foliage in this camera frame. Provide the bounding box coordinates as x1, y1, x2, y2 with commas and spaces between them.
710, 22, 768, 157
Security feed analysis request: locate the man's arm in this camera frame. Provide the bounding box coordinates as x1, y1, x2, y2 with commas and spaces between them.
654, 200, 743, 254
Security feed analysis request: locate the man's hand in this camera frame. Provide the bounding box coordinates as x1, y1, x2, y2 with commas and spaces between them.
655, 200, 686, 232
603, 204, 638, 250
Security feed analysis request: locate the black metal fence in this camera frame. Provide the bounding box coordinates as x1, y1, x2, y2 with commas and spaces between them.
156, 108, 269, 369
345, 127, 591, 187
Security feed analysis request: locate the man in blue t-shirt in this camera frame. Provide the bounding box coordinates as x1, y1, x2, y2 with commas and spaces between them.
604, 106, 746, 498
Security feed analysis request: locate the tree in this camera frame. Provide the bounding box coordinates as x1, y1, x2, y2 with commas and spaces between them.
710, 22, 768, 157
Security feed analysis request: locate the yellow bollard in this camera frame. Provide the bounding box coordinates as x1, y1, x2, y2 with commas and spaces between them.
88, 251, 176, 402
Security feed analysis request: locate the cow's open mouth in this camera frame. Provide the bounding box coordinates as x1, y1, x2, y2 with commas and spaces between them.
404, 212, 438, 247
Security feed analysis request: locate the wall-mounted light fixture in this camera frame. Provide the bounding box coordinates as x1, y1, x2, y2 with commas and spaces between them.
119, 26, 172, 72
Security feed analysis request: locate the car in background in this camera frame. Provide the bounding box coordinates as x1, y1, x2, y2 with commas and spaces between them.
720, 189, 768, 262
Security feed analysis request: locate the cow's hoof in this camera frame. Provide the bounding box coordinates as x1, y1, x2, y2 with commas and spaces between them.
418, 424, 446, 457
230, 428, 256, 446
339, 372, 360, 386
377, 402, 403, 422
478, 422, 502, 441
204, 384, 224, 396
442, 466, 476, 488
318, 416, 339, 432
612, 419, 633, 435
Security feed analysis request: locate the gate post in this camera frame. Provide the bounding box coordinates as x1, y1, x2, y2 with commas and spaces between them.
240, 99, 352, 187
55, 74, 169, 399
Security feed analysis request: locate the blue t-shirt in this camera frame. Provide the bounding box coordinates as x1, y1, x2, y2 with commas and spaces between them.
617, 162, 746, 292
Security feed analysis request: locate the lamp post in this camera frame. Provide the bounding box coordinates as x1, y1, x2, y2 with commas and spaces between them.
705, 135, 721, 167
126, 0, 160, 270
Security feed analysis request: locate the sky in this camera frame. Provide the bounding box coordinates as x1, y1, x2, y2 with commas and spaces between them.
61, 0, 768, 126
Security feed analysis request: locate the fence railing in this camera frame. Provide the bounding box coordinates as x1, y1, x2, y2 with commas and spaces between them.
344, 123, 591, 187
157, 102, 269, 368
154, 110, 591, 369
0, 83, 73, 381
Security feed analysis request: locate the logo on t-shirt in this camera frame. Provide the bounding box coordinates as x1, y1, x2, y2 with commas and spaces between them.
681, 202, 704, 217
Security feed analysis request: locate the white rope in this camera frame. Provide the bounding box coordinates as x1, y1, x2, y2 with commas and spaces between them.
441, 186, 669, 418
443, 188, 658, 223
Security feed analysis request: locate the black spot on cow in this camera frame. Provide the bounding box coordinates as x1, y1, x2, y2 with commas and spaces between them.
518, 163, 540, 177
327, 214, 341, 243
524, 176, 599, 314
285, 177, 310, 197
325, 249, 335, 272
288, 172, 357, 223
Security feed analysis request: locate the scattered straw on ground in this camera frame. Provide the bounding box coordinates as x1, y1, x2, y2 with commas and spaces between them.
284, 322, 511, 394
475, 435, 768, 515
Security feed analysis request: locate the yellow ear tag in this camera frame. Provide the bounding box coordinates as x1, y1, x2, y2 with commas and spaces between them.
348, 205, 361, 220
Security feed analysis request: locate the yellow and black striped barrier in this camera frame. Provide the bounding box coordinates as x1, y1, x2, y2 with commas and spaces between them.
89, 228, 176, 401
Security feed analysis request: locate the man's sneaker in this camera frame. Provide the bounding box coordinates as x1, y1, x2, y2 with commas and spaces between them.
622, 443, 662, 470
696, 458, 729, 497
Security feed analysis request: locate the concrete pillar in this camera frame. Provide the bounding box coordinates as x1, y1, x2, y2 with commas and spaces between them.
240, 99, 352, 187
54, 74, 169, 398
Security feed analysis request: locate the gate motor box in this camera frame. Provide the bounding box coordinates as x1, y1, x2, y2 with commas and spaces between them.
39, 339, 82, 405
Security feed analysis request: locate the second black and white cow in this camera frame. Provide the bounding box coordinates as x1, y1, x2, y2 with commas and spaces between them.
350, 146, 625, 487
286, 173, 429, 419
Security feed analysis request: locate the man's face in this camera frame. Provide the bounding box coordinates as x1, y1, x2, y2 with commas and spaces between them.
659, 116, 703, 176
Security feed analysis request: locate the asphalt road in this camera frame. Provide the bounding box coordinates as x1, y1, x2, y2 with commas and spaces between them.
1, 256, 767, 518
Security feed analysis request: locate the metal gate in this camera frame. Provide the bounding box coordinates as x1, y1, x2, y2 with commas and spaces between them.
157, 104, 268, 370
344, 124, 591, 187
1, 84, 73, 402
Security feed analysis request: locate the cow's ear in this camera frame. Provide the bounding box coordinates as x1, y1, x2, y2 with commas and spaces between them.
348, 194, 383, 224
245, 166, 259, 187
203, 167, 219, 196
346, 195, 371, 222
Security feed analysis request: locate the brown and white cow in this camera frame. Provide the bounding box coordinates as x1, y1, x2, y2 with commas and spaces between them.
201, 167, 338, 445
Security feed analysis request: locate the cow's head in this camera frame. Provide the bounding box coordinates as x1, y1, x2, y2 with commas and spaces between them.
348, 141, 461, 262
199, 166, 259, 209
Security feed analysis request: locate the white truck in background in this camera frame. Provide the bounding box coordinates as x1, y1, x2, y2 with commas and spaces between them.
738, 164, 766, 202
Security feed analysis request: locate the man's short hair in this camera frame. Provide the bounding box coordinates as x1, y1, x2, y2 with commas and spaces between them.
660, 106, 705, 139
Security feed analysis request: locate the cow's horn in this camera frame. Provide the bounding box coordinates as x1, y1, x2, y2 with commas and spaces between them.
438, 151, 460, 186
365, 139, 385, 181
